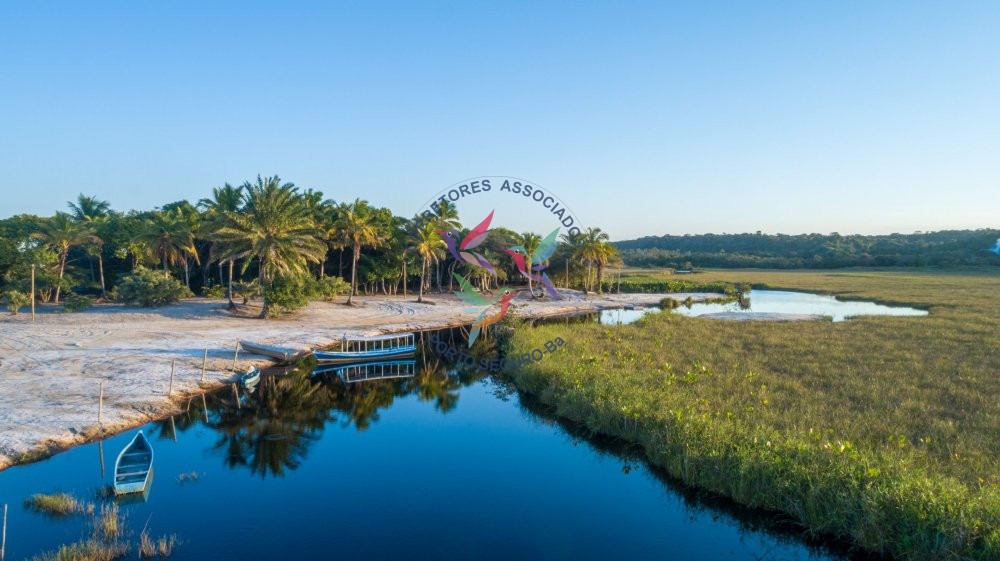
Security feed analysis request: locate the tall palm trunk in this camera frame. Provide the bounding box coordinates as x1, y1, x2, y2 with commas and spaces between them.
183, 259, 190, 288
258, 258, 269, 318
586, 261, 593, 293
97, 253, 106, 297
162, 254, 169, 278
227, 259, 236, 309
401, 257, 407, 298
418, 256, 428, 303
596, 263, 605, 294
54, 250, 68, 304
347, 244, 360, 304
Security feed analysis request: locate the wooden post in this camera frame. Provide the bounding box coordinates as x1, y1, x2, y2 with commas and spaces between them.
232, 383, 240, 410
2, 503, 6, 561
168, 359, 176, 397
200, 348, 208, 383
99, 440, 105, 478
232, 340, 240, 372
98, 381, 104, 425
202, 393, 209, 422
30, 264, 36, 322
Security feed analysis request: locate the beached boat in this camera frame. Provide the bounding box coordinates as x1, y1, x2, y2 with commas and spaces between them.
240, 366, 261, 390
313, 359, 417, 383
239, 341, 305, 362
314, 333, 416, 363
114, 431, 153, 496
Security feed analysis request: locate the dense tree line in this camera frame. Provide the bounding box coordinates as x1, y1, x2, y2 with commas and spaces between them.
616, 230, 1000, 269
0, 175, 619, 318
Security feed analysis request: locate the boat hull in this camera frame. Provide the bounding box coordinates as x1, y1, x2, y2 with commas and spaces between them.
114, 431, 154, 496
314, 347, 416, 363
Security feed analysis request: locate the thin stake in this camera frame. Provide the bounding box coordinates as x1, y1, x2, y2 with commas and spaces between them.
30, 264, 36, 322
99, 440, 105, 479
200, 348, 208, 383
168, 359, 176, 397
1, 503, 6, 561
98, 381, 104, 425
232, 340, 240, 372
202, 393, 209, 422
232, 383, 241, 410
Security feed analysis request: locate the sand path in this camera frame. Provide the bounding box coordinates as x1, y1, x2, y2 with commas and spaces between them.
0, 289, 722, 470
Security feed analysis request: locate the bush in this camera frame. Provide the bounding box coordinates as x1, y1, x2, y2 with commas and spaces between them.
4, 290, 31, 315
312, 276, 350, 301
63, 292, 94, 313
263, 274, 310, 316
232, 280, 261, 304
201, 285, 226, 298
114, 266, 193, 307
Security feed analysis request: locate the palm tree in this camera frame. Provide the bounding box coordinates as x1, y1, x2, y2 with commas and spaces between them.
31, 212, 96, 304
213, 175, 326, 318
518, 232, 542, 296
199, 183, 244, 308
68, 194, 111, 297
433, 201, 461, 291
135, 209, 200, 282
412, 223, 445, 303
332, 199, 383, 305
578, 227, 611, 293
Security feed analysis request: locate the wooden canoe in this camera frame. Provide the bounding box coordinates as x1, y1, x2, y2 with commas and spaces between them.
114, 431, 153, 496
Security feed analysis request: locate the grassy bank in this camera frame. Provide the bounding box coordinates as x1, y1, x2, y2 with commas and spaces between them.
504, 269, 1000, 560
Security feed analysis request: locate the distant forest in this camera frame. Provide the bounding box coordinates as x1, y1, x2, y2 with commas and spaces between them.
616, 230, 1000, 269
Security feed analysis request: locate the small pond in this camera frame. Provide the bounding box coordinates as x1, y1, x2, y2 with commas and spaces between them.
0, 328, 866, 560
595, 290, 927, 324
673, 290, 928, 322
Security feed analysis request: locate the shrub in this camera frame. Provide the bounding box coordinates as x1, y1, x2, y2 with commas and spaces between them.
63, 292, 94, 313
232, 280, 261, 304
312, 276, 350, 301
263, 274, 310, 316
201, 285, 225, 298
4, 290, 31, 315
114, 266, 193, 307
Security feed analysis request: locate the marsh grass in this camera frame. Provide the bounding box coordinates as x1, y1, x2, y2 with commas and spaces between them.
139, 531, 178, 558
507, 268, 1000, 560
24, 493, 84, 517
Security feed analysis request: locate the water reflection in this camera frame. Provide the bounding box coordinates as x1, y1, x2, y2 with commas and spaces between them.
152, 329, 491, 478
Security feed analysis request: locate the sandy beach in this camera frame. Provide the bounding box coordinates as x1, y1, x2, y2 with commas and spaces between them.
0, 289, 723, 471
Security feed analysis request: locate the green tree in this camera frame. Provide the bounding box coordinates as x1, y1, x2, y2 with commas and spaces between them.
135, 209, 200, 283
411, 223, 444, 303
68, 194, 112, 297
332, 199, 383, 305
213, 175, 326, 318
199, 183, 244, 308
31, 212, 96, 304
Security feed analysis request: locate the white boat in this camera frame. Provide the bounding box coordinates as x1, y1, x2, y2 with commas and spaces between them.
113, 431, 153, 496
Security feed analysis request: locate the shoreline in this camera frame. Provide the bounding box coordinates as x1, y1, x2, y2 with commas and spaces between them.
0, 289, 723, 471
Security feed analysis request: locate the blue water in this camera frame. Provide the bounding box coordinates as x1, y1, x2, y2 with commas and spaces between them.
0, 334, 855, 560
598, 290, 927, 324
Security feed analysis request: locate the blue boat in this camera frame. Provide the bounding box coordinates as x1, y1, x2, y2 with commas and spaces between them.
114, 431, 154, 496
240, 366, 261, 391
314, 333, 416, 363
313, 359, 417, 383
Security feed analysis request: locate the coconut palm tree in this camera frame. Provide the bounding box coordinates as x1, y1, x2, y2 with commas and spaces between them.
213, 175, 326, 318
518, 232, 543, 296
412, 223, 445, 303
68, 194, 111, 297
199, 183, 244, 308
579, 227, 611, 293
135, 209, 200, 282
332, 199, 383, 305
32, 212, 97, 304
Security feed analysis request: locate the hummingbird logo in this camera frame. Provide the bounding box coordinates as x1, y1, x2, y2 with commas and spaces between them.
502, 227, 560, 299
990, 238, 1000, 255
435, 210, 497, 274
452, 272, 520, 347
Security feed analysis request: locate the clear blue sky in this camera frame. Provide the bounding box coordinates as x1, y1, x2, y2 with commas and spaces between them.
1, 1, 997, 240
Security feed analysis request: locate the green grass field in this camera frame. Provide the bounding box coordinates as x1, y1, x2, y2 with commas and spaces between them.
506, 268, 1000, 560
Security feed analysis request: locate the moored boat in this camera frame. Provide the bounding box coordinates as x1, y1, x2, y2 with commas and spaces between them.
314, 333, 416, 363
239, 341, 306, 362
240, 366, 261, 390
313, 359, 417, 383
114, 431, 154, 496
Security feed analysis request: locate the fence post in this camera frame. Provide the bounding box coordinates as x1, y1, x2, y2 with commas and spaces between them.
232, 340, 240, 372
168, 359, 176, 397
200, 348, 208, 383
98, 381, 104, 425
2, 502, 7, 561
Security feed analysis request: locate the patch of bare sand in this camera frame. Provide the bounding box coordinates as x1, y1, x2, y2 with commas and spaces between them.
0, 289, 722, 470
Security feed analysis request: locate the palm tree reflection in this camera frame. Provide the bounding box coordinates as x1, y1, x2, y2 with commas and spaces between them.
157, 328, 494, 478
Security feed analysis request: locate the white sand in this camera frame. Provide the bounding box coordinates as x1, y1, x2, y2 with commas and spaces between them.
0, 289, 723, 470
